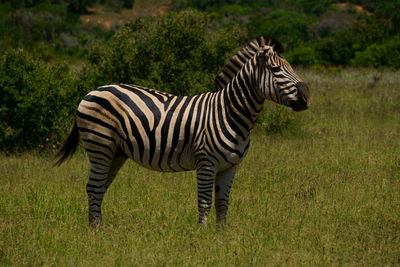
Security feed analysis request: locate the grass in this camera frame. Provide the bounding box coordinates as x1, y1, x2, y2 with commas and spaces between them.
1, 68, 400, 265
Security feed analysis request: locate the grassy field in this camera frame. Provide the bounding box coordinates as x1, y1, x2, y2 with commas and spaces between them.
1, 68, 399, 265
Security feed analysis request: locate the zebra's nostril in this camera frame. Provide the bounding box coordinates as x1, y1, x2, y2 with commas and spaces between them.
302, 93, 308, 102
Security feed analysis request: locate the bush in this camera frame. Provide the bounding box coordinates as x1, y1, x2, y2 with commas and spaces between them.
172, 0, 263, 11
352, 37, 400, 68
87, 10, 246, 95
67, 0, 96, 14
256, 105, 297, 135
0, 2, 106, 58
247, 9, 313, 50
359, 0, 400, 34
286, 46, 321, 66
313, 17, 388, 65
0, 49, 80, 151
5, 3, 77, 44
293, 0, 331, 15
101, 0, 135, 11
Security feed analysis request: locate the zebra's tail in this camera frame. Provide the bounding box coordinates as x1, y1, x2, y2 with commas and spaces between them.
54, 119, 80, 166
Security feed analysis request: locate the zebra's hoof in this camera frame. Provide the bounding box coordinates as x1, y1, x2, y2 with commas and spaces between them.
89, 218, 102, 230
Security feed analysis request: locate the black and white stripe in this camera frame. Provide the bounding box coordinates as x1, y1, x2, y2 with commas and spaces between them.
56, 36, 310, 227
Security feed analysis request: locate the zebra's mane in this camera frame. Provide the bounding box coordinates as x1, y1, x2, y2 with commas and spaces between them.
215, 36, 284, 90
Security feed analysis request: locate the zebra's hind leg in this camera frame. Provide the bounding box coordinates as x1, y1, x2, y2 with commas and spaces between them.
196, 162, 217, 225
86, 160, 110, 228
214, 166, 236, 227
86, 152, 127, 229
104, 152, 127, 190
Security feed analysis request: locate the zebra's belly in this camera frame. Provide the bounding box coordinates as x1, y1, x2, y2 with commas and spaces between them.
123, 141, 197, 172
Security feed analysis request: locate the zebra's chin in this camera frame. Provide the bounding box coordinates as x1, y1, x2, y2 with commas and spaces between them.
289, 100, 308, 112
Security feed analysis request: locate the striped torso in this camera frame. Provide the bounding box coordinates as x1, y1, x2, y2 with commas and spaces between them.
76, 84, 252, 172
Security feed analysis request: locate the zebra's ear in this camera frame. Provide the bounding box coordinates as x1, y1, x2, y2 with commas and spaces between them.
265, 37, 284, 54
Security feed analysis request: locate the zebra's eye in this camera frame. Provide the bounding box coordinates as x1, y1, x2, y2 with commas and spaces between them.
271, 66, 281, 73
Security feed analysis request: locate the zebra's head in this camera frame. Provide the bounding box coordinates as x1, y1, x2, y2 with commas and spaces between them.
215, 36, 310, 111
256, 42, 310, 111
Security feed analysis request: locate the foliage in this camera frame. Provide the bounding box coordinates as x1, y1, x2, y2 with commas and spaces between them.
353, 0, 400, 33
0, 49, 84, 151
87, 10, 246, 95
173, 0, 331, 14
286, 46, 321, 66
256, 105, 297, 135
312, 17, 388, 65
247, 9, 313, 50
3, 0, 96, 14
172, 0, 263, 11
352, 37, 400, 68
172, 0, 399, 68
290, 0, 331, 15
5, 3, 75, 44
67, 0, 97, 14
0, 2, 112, 58
284, 16, 391, 66
100, 0, 135, 10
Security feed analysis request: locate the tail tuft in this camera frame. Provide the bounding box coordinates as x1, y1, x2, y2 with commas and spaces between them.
54, 120, 79, 166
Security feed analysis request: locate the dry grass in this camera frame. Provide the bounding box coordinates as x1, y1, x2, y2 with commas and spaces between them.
80, 0, 171, 29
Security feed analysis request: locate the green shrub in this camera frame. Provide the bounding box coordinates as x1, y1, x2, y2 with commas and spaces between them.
352, 37, 400, 68
247, 9, 313, 51
172, 0, 262, 11
67, 0, 96, 14
293, 0, 331, 15
101, 0, 135, 11
360, 0, 400, 34
5, 3, 77, 43
313, 17, 388, 65
218, 4, 252, 16
256, 105, 297, 135
0, 2, 106, 58
0, 49, 79, 151
286, 46, 321, 66
87, 10, 246, 95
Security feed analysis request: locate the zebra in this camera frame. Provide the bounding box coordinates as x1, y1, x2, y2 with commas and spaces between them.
55, 36, 310, 228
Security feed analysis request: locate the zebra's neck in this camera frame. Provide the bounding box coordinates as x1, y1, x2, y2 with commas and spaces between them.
220, 58, 264, 139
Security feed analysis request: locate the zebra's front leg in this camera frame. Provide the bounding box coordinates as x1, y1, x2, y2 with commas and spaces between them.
215, 166, 236, 226
196, 164, 217, 225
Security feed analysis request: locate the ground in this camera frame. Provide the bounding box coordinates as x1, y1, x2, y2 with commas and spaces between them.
0, 68, 399, 265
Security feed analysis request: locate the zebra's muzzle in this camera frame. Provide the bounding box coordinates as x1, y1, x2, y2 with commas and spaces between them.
290, 82, 309, 111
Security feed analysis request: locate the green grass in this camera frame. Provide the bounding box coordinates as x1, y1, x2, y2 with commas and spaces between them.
1, 68, 400, 265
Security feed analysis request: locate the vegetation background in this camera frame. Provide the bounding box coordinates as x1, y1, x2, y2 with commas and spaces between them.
1, 0, 400, 150
0, 0, 399, 265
